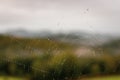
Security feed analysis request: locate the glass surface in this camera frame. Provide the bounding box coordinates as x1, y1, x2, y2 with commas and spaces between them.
0, 0, 120, 80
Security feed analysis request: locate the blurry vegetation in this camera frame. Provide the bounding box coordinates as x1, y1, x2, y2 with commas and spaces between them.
0, 35, 120, 80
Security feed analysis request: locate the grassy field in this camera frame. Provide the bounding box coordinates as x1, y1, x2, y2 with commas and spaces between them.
0, 76, 26, 80
81, 75, 120, 80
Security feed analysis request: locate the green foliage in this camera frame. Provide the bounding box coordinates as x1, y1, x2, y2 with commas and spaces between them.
1, 35, 120, 80
48, 52, 81, 80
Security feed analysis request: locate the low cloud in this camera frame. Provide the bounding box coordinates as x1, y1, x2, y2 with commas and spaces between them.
0, 0, 120, 34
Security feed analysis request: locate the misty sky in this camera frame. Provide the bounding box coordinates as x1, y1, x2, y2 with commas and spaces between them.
0, 0, 120, 34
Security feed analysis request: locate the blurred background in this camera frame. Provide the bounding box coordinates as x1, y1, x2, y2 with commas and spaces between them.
0, 0, 120, 80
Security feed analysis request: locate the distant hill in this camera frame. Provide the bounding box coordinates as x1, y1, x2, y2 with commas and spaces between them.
98, 39, 120, 55
1, 30, 120, 57
0, 34, 76, 59
2, 29, 118, 46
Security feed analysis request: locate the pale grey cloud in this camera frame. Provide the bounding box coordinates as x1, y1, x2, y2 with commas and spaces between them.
0, 0, 120, 34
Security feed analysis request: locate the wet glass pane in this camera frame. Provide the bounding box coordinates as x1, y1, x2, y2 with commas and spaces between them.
0, 0, 120, 80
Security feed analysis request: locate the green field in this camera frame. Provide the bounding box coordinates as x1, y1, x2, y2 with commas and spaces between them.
81, 75, 120, 80
0, 76, 26, 80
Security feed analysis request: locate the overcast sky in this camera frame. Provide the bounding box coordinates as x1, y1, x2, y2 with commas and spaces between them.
0, 0, 120, 34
